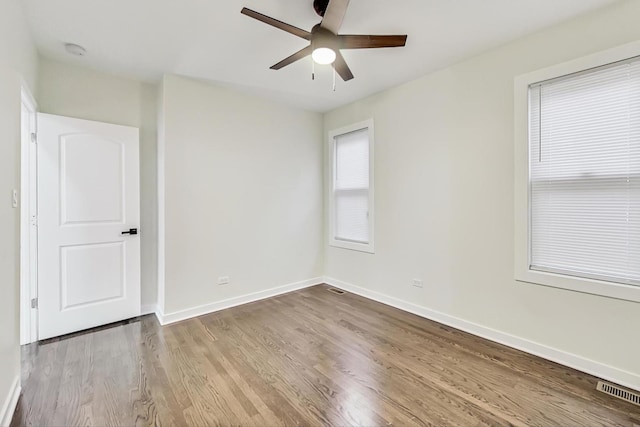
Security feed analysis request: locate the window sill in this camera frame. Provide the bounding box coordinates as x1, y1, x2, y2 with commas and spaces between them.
329, 239, 375, 254
515, 269, 640, 303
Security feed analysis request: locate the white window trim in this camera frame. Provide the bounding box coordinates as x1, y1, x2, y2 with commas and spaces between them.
328, 119, 375, 253
514, 40, 640, 303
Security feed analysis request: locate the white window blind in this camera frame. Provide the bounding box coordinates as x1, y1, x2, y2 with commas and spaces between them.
528, 57, 640, 286
333, 128, 370, 244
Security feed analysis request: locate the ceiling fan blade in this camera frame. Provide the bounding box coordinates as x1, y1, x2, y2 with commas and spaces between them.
333, 50, 354, 81
320, 0, 350, 34
339, 34, 407, 49
270, 45, 313, 70
241, 8, 311, 41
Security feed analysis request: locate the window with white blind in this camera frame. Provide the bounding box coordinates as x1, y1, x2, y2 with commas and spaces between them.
515, 43, 640, 303
328, 120, 374, 253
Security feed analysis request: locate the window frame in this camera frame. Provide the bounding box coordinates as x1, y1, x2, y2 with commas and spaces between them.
514, 40, 640, 303
328, 119, 375, 254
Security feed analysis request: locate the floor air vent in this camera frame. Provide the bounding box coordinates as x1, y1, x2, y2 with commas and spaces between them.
596, 381, 640, 406
327, 288, 346, 295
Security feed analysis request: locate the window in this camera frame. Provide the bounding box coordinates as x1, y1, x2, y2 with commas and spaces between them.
515, 42, 640, 302
328, 120, 374, 253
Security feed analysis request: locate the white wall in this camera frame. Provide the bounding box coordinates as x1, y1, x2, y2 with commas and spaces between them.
159, 75, 323, 315
324, 0, 640, 389
37, 58, 158, 308
0, 0, 38, 423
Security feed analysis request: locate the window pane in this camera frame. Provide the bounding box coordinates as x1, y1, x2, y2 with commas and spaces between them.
335, 189, 368, 243
335, 129, 369, 190
535, 63, 640, 180
531, 178, 640, 282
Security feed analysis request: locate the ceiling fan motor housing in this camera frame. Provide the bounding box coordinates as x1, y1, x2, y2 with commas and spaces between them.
311, 24, 337, 51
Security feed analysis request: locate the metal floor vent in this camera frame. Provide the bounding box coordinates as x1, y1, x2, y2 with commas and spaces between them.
327, 288, 346, 295
596, 381, 640, 407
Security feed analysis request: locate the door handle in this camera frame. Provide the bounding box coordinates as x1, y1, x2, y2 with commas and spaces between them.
121, 228, 138, 235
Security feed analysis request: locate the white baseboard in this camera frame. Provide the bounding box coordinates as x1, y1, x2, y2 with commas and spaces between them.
156, 277, 324, 325
324, 276, 640, 392
0, 376, 21, 427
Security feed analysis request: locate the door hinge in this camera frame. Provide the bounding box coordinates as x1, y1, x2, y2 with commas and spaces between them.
30, 298, 38, 309
30, 132, 37, 144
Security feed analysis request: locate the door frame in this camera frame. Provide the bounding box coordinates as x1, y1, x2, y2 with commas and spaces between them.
20, 83, 38, 345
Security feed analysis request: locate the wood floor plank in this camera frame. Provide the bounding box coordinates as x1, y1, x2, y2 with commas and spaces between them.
12, 339, 69, 426
51, 333, 93, 426
12, 284, 640, 426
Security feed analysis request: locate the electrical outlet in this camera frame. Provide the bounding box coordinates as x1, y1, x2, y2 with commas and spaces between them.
218, 276, 230, 286
12, 189, 18, 208
412, 279, 423, 288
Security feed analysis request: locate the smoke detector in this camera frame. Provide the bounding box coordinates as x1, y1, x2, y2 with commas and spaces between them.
64, 43, 86, 56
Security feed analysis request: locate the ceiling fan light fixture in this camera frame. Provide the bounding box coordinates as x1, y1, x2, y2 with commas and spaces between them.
312, 47, 336, 65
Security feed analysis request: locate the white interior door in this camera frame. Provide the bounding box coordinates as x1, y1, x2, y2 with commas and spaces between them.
37, 113, 140, 340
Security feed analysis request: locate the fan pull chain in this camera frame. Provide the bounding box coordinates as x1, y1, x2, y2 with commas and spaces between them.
333, 66, 336, 91
312, 60, 315, 81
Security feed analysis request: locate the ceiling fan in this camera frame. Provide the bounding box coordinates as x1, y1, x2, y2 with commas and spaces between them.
241, 0, 407, 81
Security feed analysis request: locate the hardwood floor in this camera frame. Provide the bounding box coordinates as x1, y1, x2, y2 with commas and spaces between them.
12, 284, 640, 426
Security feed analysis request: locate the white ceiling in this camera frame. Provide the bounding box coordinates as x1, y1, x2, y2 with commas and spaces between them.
24, 0, 617, 112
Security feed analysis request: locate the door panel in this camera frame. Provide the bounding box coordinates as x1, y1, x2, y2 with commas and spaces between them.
61, 242, 124, 309
60, 134, 124, 225
38, 113, 140, 340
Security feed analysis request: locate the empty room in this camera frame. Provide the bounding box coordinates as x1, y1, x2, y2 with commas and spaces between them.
1, 0, 640, 425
